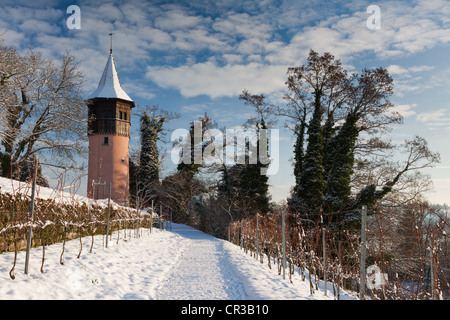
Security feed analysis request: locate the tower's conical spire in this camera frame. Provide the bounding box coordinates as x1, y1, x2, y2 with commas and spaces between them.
87, 51, 133, 103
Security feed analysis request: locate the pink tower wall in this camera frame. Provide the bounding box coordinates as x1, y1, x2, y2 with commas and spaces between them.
87, 134, 130, 203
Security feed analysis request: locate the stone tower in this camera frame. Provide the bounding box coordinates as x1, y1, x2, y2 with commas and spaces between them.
86, 50, 134, 204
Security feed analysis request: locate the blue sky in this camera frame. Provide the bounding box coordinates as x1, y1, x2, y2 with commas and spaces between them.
1, 0, 449, 205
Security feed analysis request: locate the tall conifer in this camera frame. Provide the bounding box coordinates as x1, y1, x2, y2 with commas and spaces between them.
295, 94, 325, 210
138, 111, 164, 204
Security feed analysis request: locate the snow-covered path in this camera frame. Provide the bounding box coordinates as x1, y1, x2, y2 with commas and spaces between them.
154, 225, 246, 300
0, 223, 354, 300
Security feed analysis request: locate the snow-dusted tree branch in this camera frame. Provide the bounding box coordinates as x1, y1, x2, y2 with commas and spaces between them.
0, 37, 87, 179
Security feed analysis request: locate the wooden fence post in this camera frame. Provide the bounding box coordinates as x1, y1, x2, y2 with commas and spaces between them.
24, 158, 39, 275
322, 214, 327, 296
282, 209, 286, 280
360, 205, 367, 300
105, 183, 111, 248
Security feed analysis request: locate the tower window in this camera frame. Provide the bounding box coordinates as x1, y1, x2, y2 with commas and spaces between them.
119, 111, 123, 120
124, 112, 127, 121
103, 136, 110, 145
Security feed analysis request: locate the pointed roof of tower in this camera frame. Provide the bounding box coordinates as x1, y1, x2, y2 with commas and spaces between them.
87, 52, 133, 103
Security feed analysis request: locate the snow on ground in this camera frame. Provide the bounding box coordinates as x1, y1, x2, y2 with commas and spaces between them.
0, 176, 156, 216
0, 176, 89, 204
0, 222, 355, 300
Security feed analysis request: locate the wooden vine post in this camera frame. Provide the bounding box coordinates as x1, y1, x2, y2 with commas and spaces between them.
24, 158, 39, 275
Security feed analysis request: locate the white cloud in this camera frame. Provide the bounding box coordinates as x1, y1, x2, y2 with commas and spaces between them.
389, 63, 437, 96
2, 0, 450, 101
96, 3, 124, 21
409, 65, 435, 73
416, 109, 450, 123
222, 54, 243, 64
387, 65, 409, 75
123, 81, 157, 101
19, 19, 61, 35
171, 28, 229, 52
155, 10, 205, 31
213, 12, 273, 41
276, 1, 450, 62
141, 0, 450, 99
181, 104, 209, 113
0, 0, 59, 7
391, 104, 417, 117
416, 108, 450, 133
146, 61, 287, 99
0, 30, 26, 46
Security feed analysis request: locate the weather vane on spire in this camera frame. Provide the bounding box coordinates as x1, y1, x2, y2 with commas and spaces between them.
109, 32, 114, 54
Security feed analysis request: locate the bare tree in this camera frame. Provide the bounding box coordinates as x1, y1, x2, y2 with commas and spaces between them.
0, 37, 86, 178
355, 136, 440, 208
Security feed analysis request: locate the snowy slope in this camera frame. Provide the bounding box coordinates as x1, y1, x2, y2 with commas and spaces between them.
0, 222, 355, 300
0, 176, 89, 203
0, 176, 156, 218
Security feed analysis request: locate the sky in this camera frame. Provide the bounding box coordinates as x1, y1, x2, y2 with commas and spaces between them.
0, 0, 449, 205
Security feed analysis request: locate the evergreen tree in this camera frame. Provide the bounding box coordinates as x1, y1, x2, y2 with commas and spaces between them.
322, 67, 398, 216
237, 92, 272, 215
323, 112, 359, 211
217, 163, 241, 204
238, 164, 270, 214
237, 134, 270, 215
322, 112, 336, 184
177, 112, 215, 176
287, 50, 347, 213
293, 115, 307, 188
295, 95, 325, 210
238, 50, 439, 235
138, 111, 164, 204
